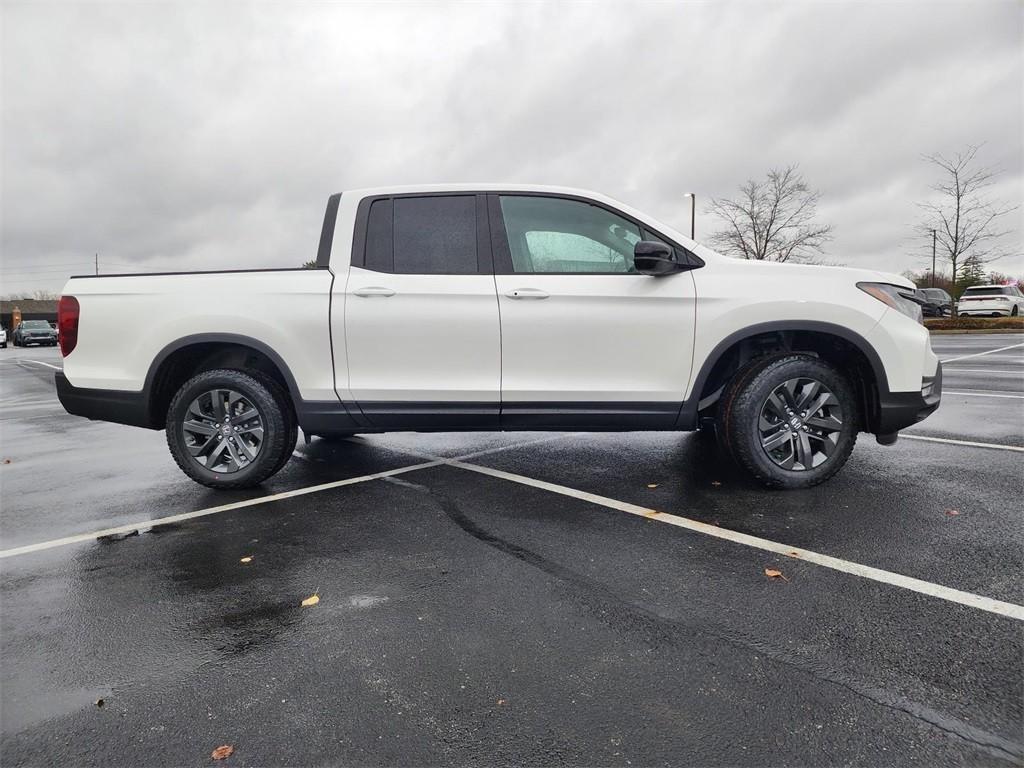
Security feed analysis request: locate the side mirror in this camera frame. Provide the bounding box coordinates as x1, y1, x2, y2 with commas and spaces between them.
634, 241, 681, 276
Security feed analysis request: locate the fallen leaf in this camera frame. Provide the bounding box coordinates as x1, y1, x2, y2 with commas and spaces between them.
211, 745, 234, 760
945, 509, 961, 516
764, 568, 789, 581
301, 594, 320, 607
496, 698, 506, 705
787, 551, 801, 558
239, 556, 253, 563
94, 698, 104, 707
646, 483, 658, 489
2, 459, 10, 465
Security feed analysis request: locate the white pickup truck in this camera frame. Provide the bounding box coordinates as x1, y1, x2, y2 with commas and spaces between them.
56, 184, 941, 490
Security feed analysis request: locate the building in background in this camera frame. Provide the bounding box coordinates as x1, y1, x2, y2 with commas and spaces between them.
1, 299, 58, 330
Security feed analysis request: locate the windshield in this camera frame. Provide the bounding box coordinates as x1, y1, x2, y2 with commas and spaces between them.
923, 289, 948, 300
21, 321, 52, 329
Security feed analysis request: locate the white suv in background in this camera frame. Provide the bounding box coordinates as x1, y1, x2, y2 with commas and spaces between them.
957, 285, 1024, 317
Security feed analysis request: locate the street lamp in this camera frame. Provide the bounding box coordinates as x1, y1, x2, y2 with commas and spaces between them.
683, 193, 695, 240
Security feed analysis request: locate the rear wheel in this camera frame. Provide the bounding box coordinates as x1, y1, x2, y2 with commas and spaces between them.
718, 354, 858, 489
166, 369, 295, 489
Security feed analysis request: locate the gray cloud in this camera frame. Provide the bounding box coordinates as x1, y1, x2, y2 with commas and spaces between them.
2, 0, 1021, 294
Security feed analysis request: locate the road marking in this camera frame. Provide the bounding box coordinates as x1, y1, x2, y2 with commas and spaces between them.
0, 460, 446, 559
900, 434, 1024, 452
21, 359, 62, 370
0, 436, 565, 560
940, 342, 1024, 364
445, 460, 1024, 621
943, 390, 1024, 399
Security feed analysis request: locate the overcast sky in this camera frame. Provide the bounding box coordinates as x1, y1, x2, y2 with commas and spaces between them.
2, 0, 1021, 294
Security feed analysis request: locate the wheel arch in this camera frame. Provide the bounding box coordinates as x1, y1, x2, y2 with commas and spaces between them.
679, 321, 889, 431
145, 333, 301, 428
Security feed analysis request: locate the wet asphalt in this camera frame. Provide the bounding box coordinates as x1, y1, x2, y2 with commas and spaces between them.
1, 335, 1022, 767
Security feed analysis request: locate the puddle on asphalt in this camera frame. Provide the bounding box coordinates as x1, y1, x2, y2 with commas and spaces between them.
2, 685, 113, 734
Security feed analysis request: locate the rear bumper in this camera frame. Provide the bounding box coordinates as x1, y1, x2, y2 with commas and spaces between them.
55, 371, 155, 429
958, 309, 1011, 317
875, 363, 942, 435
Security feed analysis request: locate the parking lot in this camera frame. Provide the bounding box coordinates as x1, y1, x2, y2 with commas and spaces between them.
1, 334, 1022, 766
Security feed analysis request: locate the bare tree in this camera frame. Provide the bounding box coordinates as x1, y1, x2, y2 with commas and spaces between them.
917, 145, 1017, 298
707, 165, 833, 263
31, 290, 59, 300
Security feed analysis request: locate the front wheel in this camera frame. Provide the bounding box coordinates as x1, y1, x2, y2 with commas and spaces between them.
166, 369, 295, 489
718, 354, 858, 489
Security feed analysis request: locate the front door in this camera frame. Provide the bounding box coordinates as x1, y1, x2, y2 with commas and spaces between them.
489, 194, 697, 428
342, 193, 501, 428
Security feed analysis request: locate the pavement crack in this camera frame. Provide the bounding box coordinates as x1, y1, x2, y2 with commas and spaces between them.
383, 474, 1024, 765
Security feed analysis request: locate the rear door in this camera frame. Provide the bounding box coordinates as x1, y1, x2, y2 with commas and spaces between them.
342, 193, 501, 428
489, 193, 697, 428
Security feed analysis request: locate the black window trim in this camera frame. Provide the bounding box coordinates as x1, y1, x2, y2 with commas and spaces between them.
350, 192, 493, 276
486, 191, 704, 276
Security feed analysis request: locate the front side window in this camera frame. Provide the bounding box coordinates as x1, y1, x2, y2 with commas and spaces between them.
498, 196, 642, 274
362, 195, 477, 274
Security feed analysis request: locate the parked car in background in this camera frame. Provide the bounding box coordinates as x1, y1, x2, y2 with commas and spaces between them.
917, 288, 952, 317
956, 285, 1024, 317
0, 325, 7, 349
13, 320, 58, 347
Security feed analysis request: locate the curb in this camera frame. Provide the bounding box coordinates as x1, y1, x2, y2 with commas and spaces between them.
928, 328, 1024, 335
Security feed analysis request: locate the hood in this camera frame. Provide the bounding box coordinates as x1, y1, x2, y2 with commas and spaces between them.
694, 248, 915, 290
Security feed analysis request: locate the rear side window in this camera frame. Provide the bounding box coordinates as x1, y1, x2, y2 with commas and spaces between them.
358, 195, 479, 274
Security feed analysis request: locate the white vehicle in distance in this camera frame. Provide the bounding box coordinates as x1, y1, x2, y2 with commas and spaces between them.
956, 285, 1024, 317
0, 326, 7, 349
54, 184, 942, 490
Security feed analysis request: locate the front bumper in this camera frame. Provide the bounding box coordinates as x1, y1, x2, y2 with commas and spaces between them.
875, 363, 942, 435
55, 371, 154, 428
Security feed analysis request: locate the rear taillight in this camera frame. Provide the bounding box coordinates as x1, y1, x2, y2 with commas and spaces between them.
58, 295, 79, 357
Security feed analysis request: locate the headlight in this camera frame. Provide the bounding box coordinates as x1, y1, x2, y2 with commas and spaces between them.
857, 282, 924, 324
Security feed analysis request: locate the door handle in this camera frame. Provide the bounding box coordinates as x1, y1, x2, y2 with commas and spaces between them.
505, 288, 549, 300
353, 287, 396, 298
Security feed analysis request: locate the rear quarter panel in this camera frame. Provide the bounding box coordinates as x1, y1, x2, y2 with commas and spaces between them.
60, 270, 336, 400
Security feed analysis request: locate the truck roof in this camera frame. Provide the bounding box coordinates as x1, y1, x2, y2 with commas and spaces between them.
343, 183, 612, 198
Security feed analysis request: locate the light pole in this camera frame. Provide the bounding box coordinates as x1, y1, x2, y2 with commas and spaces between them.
931, 230, 936, 288
683, 193, 695, 240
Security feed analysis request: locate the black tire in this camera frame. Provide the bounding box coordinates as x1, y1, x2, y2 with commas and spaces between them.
245, 370, 298, 477
166, 369, 295, 489
714, 352, 793, 460
719, 354, 858, 489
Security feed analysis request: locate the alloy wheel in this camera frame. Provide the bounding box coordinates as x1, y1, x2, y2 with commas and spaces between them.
758, 377, 843, 471
181, 389, 265, 473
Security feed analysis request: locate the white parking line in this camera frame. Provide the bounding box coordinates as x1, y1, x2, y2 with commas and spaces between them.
900, 434, 1024, 452
940, 342, 1024, 364
446, 460, 1024, 622
0, 436, 565, 560
943, 390, 1024, 399
0, 459, 446, 559
21, 359, 62, 370
3, 429, 1021, 621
